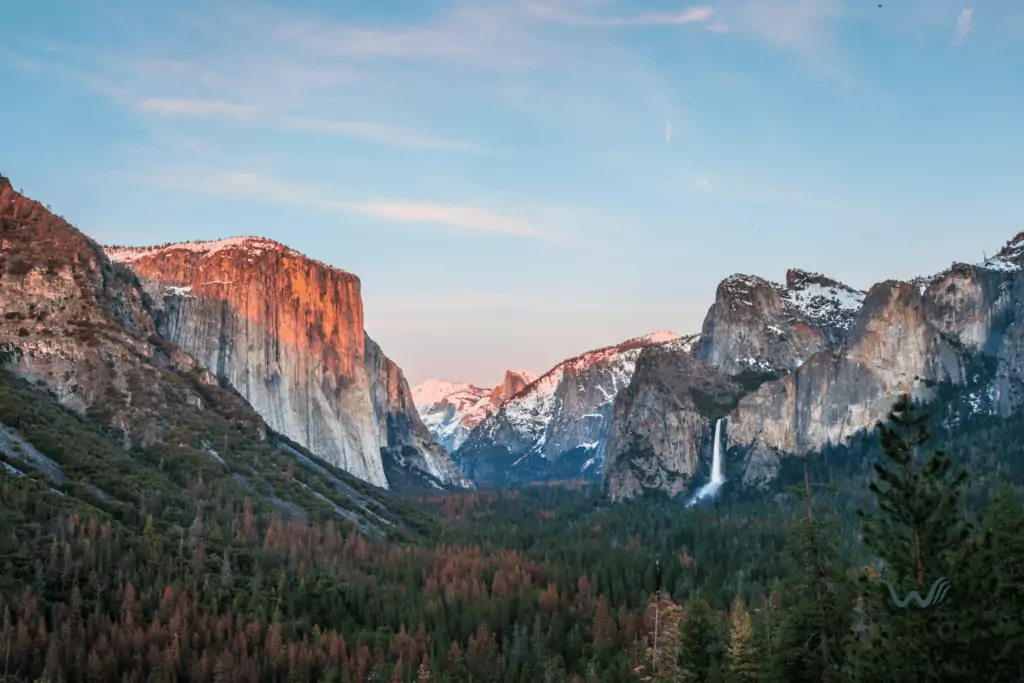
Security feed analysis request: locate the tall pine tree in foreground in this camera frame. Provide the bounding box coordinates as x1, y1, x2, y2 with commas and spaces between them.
851, 393, 987, 683
768, 452, 853, 683
973, 485, 1024, 680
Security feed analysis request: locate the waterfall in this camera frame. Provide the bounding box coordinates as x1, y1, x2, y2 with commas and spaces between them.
687, 418, 725, 507
710, 418, 724, 485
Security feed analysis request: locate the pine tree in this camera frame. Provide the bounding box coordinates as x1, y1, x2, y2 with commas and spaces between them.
642, 590, 683, 680
770, 516, 852, 683
725, 597, 757, 683
972, 485, 1024, 680
220, 548, 233, 589
769, 435, 853, 683
592, 595, 616, 648
678, 596, 725, 682
852, 393, 975, 683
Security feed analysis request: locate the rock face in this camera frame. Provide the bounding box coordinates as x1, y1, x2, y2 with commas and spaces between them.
604, 236, 1024, 500
454, 331, 686, 485
697, 270, 865, 375
364, 337, 474, 489
104, 238, 470, 490
490, 370, 536, 405
602, 338, 745, 501
0, 176, 263, 449
412, 370, 537, 452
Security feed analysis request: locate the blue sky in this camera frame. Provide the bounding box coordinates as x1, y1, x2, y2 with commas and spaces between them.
2, 0, 1023, 386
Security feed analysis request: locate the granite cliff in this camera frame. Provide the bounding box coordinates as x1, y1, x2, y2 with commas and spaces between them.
0, 174, 434, 537
365, 337, 474, 490
604, 237, 1024, 500
105, 238, 471, 491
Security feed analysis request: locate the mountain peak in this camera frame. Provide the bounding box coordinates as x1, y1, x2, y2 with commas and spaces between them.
105, 236, 293, 263
103, 237, 359, 284
635, 330, 682, 344
785, 268, 847, 291
980, 233, 1024, 272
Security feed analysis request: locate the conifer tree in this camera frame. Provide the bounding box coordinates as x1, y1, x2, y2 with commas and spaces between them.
852, 393, 975, 682
770, 516, 851, 683
678, 596, 725, 682
725, 597, 757, 683
972, 485, 1024, 680
769, 438, 853, 683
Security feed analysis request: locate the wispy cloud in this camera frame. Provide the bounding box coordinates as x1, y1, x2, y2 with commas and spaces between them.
665, 121, 673, 143
951, 7, 973, 46
694, 176, 712, 189
275, 5, 555, 70
139, 98, 257, 119
137, 97, 479, 151
524, 3, 715, 27
709, 0, 844, 53
338, 202, 549, 239
133, 167, 574, 244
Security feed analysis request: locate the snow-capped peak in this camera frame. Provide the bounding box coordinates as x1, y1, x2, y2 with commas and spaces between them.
411, 380, 487, 410
105, 236, 293, 263
718, 269, 865, 331
976, 233, 1024, 273
103, 236, 356, 283
781, 272, 866, 330
634, 330, 682, 344
413, 369, 542, 452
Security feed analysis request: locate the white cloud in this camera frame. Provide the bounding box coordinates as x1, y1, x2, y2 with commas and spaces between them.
139, 98, 258, 119
275, 5, 558, 70
525, 4, 715, 27
133, 167, 574, 243
135, 97, 478, 151
665, 121, 673, 143
951, 7, 973, 46
694, 177, 712, 189
337, 201, 555, 241
707, 0, 843, 53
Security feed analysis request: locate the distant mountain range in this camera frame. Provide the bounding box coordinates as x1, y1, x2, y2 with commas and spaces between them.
414, 237, 1024, 502
411, 370, 537, 452
7, 171, 1024, 504
414, 331, 691, 485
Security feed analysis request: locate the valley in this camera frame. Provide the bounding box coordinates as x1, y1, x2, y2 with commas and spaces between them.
3, 175, 1024, 682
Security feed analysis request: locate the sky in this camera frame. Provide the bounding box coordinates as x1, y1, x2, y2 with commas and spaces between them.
2, 0, 1023, 387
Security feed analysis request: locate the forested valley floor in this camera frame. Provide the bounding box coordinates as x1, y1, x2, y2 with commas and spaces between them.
2, 367, 1024, 683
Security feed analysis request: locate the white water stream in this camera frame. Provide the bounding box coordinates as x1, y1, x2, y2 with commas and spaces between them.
687, 418, 725, 506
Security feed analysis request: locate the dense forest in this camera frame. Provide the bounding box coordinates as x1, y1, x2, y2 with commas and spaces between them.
2, 366, 1024, 682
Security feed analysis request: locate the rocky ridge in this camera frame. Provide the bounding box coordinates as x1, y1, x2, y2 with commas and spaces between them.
604, 234, 1024, 500
0, 174, 431, 531
412, 370, 537, 452
697, 269, 866, 375
104, 237, 471, 491
453, 330, 684, 485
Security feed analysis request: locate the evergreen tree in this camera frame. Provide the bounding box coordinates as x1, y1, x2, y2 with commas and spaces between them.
973, 485, 1024, 680
852, 394, 975, 682
220, 548, 233, 589
769, 516, 852, 683
678, 596, 725, 682
725, 597, 757, 683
